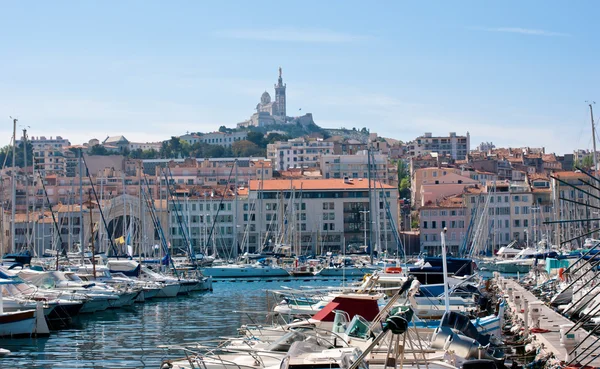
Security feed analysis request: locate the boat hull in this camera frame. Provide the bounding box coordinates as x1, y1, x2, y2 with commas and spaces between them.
200, 267, 290, 278
0, 310, 36, 338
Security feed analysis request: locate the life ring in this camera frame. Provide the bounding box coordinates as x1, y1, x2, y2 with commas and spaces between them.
385, 267, 403, 274
558, 267, 566, 281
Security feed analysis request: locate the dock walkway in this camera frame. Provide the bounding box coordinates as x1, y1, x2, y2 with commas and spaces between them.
501, 279, 600, 366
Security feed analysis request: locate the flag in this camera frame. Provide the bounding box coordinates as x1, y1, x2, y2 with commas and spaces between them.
125, 232, 131, 246
115, 236, 125, 245
127, 245, 133, 258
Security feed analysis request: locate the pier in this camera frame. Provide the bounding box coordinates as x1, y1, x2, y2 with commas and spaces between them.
501, 278, 600, 366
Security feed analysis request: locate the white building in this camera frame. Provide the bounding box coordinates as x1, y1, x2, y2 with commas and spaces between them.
406, 132, 470, 160
320, 151, 389, 182
16, 135, 71, 151
267, 137, 334, 171
199, 131, 248, 147
243, 178, 399, 254
128, 142, 162, 152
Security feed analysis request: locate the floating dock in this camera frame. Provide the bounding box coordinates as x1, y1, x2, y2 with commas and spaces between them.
500, 278, 600, 366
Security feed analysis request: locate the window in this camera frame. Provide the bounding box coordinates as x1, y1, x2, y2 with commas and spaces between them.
423, 221, 428, 229
524, 219, 529, 227
514, 207, 520, 215
514, 219, 521, 227
432, 221, 437, 229
441, 221, 446, 228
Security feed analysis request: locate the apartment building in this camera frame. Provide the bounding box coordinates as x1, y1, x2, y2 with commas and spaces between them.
243, 178, 399, 254
267, 137, 334, 171
198, 131, 248, 147
144, 157, 272, 187
406, 132, 470, 160
419, 194, 467, 255
319, 151, 389, 183
411, 167, 478, 209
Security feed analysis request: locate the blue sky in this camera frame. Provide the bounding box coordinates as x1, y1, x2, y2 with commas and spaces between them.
1, 1, 599, 154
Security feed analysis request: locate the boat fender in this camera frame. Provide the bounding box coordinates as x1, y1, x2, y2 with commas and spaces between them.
385, 267, 402, 274
558, 268, 566, 281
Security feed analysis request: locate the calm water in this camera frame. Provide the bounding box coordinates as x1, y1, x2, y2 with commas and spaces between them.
0, 278, 344, 369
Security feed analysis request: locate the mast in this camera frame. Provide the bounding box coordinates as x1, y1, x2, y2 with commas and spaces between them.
23, 128, 30, 251
79, 149, 84, 265
590, 102, 598, 240
367, 146, 373, 264
233, 160, 238, 259
10, 117, 17, 253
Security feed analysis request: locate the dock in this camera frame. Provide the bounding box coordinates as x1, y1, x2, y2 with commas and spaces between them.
500, 278, 600, 366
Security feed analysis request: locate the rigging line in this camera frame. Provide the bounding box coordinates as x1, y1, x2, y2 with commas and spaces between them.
164, 168, 196, 266
80, 154, 120, 258
205, 160, 237, 257
140, 174, 180, 279
36, 170, 67, 263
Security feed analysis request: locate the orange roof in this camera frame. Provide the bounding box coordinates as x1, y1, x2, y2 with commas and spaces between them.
528, 173, 549, 181
249, 178, 395, 191
553, 171, 591, 179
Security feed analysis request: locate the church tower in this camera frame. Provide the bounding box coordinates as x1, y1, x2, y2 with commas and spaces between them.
274, 67, 286, 118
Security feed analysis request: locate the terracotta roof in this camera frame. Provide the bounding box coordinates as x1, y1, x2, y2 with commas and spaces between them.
248, 178, 395, 191
552, 171, 591, 179
421, 194, 465, 209
528, 173, 549, 181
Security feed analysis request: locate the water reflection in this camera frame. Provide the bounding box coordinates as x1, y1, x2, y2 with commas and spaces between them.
0, 279, 341, 368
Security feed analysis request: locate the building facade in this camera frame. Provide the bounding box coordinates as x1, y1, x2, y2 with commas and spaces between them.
319, 151, 389, 183
406, 132, 470, 160
243, 178, 399, 255
267, 137, 334, 170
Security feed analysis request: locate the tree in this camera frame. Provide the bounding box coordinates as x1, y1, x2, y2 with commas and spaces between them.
232, 140, 265, 157
581, 155, 595, 170
265, 133, 288, 144
399, 177, 410, 199
204, 145, 225, 158
218, 125, 227, 133
89, 144, 109, 156
246, 131, 266, 147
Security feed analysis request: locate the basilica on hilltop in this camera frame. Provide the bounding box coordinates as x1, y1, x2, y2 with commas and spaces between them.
237, 68, 314, 128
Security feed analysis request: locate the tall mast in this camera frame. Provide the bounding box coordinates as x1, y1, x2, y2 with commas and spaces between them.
10, 117, 17, 253
233, 160, 238, 259
23, 128, 30, 251
367, 146, 373, 264
590, 103, 597, 174
590, 102, 598, 240
79, 149, 84, 265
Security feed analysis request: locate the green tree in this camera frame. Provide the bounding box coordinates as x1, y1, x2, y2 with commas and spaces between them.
246, 131, 266, 147
89, 144, 109, 156
399, 177, 410, 199
581, 155, 595, 170
232, 140, 264, 157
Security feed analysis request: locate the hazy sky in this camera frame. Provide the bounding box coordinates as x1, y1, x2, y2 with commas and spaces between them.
1, 1, 599, 154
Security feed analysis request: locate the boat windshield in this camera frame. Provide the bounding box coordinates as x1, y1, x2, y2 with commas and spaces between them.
345, 315, 372, 339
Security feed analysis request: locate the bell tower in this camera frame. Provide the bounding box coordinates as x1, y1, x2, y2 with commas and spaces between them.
274, 67, 286, 118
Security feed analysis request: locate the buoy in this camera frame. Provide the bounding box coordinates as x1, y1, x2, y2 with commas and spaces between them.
558, 267, 566, 281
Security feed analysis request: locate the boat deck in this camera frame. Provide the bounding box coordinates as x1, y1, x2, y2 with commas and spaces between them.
502, 279, 600, 366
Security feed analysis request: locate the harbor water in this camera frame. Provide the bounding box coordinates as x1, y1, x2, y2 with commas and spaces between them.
0, 278, 344, 369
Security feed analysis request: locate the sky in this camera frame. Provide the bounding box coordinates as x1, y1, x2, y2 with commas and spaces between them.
1, 1, 599, 154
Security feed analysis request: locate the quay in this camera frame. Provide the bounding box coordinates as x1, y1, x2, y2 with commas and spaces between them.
500, 278, 600, 367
